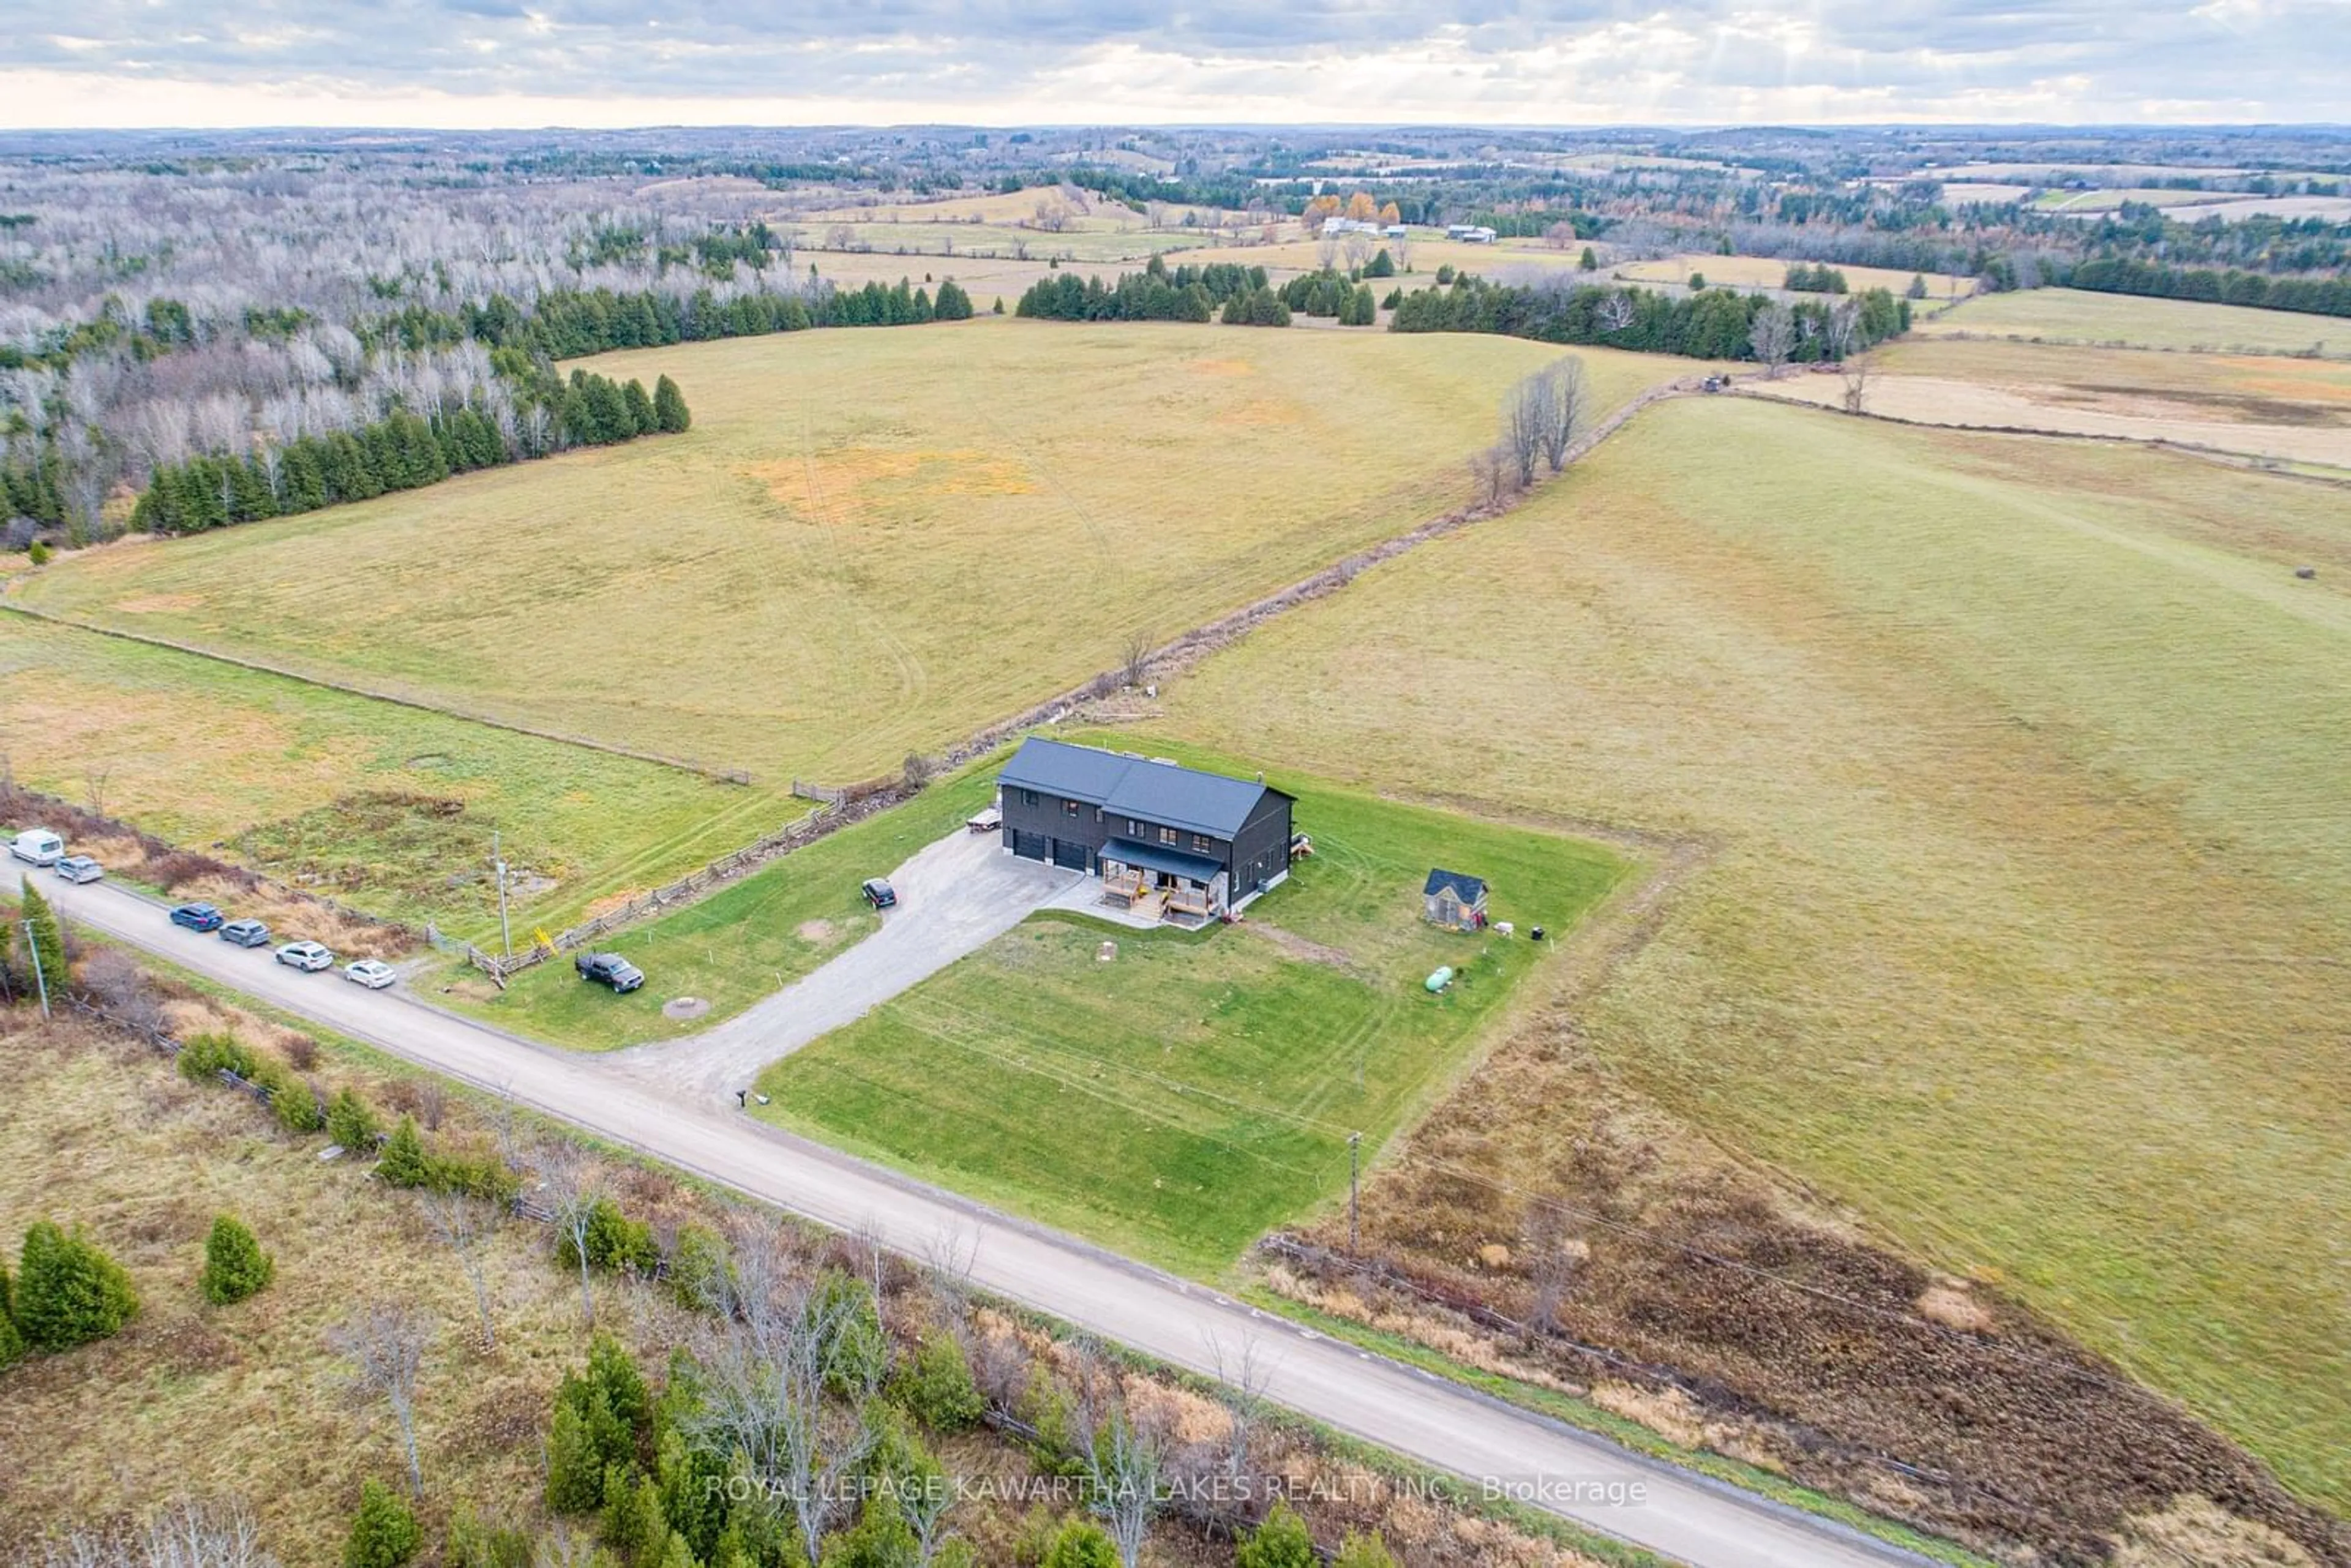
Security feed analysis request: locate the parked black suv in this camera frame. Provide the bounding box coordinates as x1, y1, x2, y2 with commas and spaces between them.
860, 877, 898, 910
574, 951, 645, 993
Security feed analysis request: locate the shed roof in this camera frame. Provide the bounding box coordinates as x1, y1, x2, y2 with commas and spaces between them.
1423, 868, 1487, 901
1000, 737, 1288, 839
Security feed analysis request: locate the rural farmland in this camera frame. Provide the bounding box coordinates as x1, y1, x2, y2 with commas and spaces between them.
1913, 286, 2351, 356
11, 325, 1691, 792
1133, 396, 2351, 1509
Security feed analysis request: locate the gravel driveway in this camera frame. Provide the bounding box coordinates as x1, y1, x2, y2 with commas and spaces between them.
604, 826, 1082, 1101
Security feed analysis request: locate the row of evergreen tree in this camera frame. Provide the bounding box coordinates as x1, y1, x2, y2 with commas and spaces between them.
1013, 258, 1273, 323
2060, 258, 2351, 318
1782, 263, 1851, 294
129, 370, 690, 535
1389, 277, 1910, 362
370, 277, 974, 360
1278, 270, 1380, 324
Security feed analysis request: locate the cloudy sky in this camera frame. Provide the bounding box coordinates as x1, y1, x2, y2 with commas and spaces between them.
1, 0, 2344, 129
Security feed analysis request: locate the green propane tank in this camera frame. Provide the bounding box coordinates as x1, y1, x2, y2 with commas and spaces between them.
1425, 966, 1454, 994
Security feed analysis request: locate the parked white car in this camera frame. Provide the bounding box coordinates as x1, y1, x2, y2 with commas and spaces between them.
275, 940, 335, 972
8, 828, 64, 866
53, 855, 104, 884
343, 959, 397, 990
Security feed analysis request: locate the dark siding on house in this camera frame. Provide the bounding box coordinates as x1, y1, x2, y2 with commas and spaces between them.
1229, 790, 1295, 897
1001, 787, 1111, 863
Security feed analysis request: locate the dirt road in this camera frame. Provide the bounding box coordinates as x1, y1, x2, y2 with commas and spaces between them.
44, 873, 1935, 1568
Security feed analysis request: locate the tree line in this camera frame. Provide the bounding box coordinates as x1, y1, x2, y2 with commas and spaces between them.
1389, 275, 1910, 362
371, 276, 977, 360
1014, 258, 1270, 323
2058, 257, 2351, 319
127, 368, 690, 534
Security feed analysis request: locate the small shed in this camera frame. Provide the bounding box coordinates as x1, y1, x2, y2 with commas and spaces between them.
1422, 869, 1488, 932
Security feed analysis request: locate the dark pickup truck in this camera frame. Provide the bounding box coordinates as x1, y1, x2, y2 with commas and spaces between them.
574, 951, 645, 993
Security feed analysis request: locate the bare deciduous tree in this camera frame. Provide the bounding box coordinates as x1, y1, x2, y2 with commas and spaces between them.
40, 1499, 277, 1568
1749, 302, 1797, 378
680, 1234, 883, 1567
1121, 630, 1155, 690
1072, 1351, 1164, 1568
1597, 290, 1635, 334
537, 1145, 601, 1328
1205, 1332, 1275, 1520
1823, 298, 1862, 364
1535, 356, 1589, 473
329, 1302, 433, 1497
1841, 356, 1874, 416
421, 1190, 499, 1352
1469, 444, 1520, 510
1521, 1200, 1586, 1338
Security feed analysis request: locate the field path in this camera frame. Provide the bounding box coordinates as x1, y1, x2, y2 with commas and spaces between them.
48, 870, 1937, 1568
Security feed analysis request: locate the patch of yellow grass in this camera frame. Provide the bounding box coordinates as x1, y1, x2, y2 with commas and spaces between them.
1136, 397, 2351, 1509
17, 327, 1700, 786
111, 591, 208, 614
1915, 288, 2350, 357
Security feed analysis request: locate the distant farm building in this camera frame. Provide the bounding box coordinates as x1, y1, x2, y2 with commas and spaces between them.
998, 738, 1295, 926
1445, 223, 1499, 244
1423, 869, 1489, 931
1320, 216, 1386, 237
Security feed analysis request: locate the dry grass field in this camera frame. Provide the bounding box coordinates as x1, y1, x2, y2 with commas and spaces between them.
803, 250, 1063, 307
0, 610, 776, 931
1747, 340, 2351, 468
14, 325, 1691, 789
1916, 288, 2351, 356
1131, 397, 2351, 1511
1612, 252, 1974, 299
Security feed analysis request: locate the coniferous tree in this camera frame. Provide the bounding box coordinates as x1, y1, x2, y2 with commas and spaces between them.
344, 1478, 422, 1568
16, 878, 68, 1004
652, 375, 691, 433
378, 1116, 432, 1188
621, 379, 657, 438
1237, 1502, 1316, 1568
14, 1221, 138, 1351
200, 1214, 275, 1305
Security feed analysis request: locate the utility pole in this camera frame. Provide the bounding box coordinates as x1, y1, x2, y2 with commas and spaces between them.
493, 831, 512, 959
18, 918, 50, 1021
1348, 1131, 1362, 1255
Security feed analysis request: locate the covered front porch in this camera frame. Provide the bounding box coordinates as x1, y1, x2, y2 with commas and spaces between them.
1097, 837, 1228, 928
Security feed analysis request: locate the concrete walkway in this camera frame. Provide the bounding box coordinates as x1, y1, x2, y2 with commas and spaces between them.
604, 827, 1083, 1101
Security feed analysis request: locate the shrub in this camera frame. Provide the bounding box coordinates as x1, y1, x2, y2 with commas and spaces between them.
1333, 1531, 1399, 1568
432, 1148, 522, 1204
811, 1269, 889, 1396
1236, 1501, 1316, 1568
378, 1116, 433, 1188
1041, 1520, 1118, 1568
344, 1477, 422, 1568
549, 1334, 647, 1512
668, 1223, 729, 1313
14, 1221, 138, 1351
263, 1063, 326, 1132
199, 1214, 274, 1305
560, 1198, 660, 1276
0, 1262, 25, 1370
445, 1509, 534, 1568
328, 1088, 380, 1150
178, 1031, 256, 1084
891, 1329, 983, 1433
26, 539, 50, 565
600, 1463, 666, 1564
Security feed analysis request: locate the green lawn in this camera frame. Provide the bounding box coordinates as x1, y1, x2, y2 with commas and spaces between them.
441, 760, 1003, 1050
754, 741, 1629, 1275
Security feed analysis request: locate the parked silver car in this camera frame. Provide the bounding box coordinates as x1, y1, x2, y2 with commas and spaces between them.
52, 855, 103, 884
275, 940, 334, 972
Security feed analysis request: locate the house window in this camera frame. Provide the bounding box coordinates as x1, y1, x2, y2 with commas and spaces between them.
1022, 789, 1038, 808
1192, 833, 1214, 853
1128, 819, 1142, 836
1063, 798, 1080, 817
1158, 825, 1179, 847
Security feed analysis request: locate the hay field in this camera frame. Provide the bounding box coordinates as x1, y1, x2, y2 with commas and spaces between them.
1916, 288, 2350, 356
0, 611, 774, 931
793, 222, 1215, 265
1613, 253, 1973, 298
1133, 398, 2351, 1507
1747, 340, 2351, 468
804, 251, 1062, 306
15, 326, 1690, 787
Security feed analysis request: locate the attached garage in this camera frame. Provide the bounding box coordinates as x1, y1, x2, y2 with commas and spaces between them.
1051, 838, 1093, 872
1009, 830, 1049, 861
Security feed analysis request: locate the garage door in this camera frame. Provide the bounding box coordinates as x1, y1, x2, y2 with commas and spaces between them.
1051, 838, 1092, 872
1011, 831, 1048, 861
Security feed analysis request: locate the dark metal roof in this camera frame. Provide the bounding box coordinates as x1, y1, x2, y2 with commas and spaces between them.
1423, 868, 1487, 901
1101, 836, 1226, 883
1000, 737, 1286, 839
